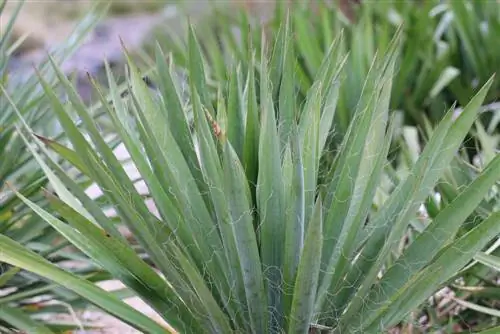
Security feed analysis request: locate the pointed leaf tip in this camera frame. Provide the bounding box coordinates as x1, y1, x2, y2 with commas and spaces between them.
33, 134, 54, 145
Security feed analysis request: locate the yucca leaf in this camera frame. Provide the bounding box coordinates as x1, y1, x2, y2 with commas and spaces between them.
33, 135, 90, 176
0, 235, 169, 333
227, 65, 245, 159
0, 304, 55, 334
269, 18, 286, 100
154, 44, 208, 197
257, 55, 286, 331
318, 47, 346, 152
299, 86, 321, 228
278, 15, 296, 147
242, 57, 259, 189
282, 128, 305, 319
0, 269, 102, 305
188, 25, 211, 112
288, 197, 323, 334
474, 252, 500, 272
0, 267, 20, 287
222, 139, 268, 334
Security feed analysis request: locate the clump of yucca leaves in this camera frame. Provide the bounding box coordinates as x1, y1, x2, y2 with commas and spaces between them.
2, 15, 500, 334
161, 6, 500, 326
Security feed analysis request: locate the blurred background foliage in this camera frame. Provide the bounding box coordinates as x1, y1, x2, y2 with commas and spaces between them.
153, 0, 500, 142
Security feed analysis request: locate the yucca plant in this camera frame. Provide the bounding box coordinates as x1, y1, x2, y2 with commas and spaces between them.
0, 0, 113, 331
2, 18, 500, 333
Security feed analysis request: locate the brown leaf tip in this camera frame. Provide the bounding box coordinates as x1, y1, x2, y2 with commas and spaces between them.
33, 133, 55, 145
